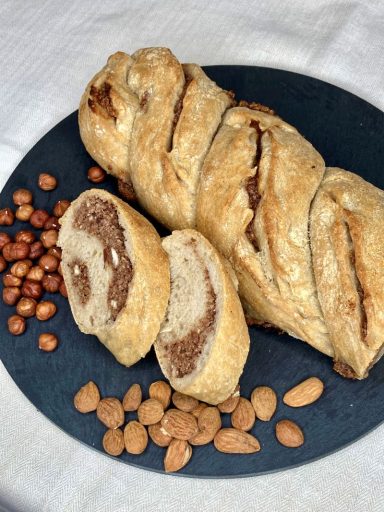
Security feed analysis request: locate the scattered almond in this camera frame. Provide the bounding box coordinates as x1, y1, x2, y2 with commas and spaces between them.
137, 398, 164, 425
217, 384, 240, 413
283, 377, 324, 408
96, 397, 124, 429
148, 422, 173, 447
161, 409, 199, 440
231, 397, 256, 431
251, 386, 277, 421
275, 419, 304, 448
102, 428, 125, 456
122, 383, 142, 411
191, 402, 208, 418
73, 381, 100, 413
172, 392, 199, 412
190, 406, 221, 446
214, 428, 261, 454
149, 381, 172, 409
164, 439, 192, 473
124, 420, 148, 454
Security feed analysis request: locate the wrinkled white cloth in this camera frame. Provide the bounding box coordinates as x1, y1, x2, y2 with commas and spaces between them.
1, 1, 384, 511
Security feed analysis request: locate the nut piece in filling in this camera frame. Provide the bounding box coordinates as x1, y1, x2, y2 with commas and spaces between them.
72, 198, 133, 320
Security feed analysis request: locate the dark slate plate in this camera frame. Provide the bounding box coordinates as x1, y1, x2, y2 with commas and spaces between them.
0, 66, 383, 478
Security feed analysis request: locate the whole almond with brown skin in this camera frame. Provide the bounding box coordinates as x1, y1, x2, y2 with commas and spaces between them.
97, 397, 124, 429
190, 407, 221, 446
164, 439, 192, 473
137, 398, 164, 425
172, 392, 199, 412
214, 428, 261, 454
161, 409, 198, 440
283, 377, 324, 407
124, 420, 148, 454
103, 428, 125, 456
149, 381, 172, 409
275, 419, 304, 448
192, 402, 208, 418
217, 384, 240, 413
148, 422, 173, 447
231, 398, 256, 431
251, 386, 277, 421
74, 381, 100, 413
122, 383, 142, 411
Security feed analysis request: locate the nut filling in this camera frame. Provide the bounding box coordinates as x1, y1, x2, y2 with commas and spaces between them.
167, 268, 216, 379
69, 260, 91, 305
73, 198, 133, 320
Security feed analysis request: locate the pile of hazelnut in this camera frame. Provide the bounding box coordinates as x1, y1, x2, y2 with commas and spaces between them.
0, 173, 71, 351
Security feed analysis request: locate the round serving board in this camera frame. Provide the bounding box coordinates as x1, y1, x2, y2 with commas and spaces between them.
0, 66, 383, 477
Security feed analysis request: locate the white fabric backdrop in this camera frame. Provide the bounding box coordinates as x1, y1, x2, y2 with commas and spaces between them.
1, 1, 384, 511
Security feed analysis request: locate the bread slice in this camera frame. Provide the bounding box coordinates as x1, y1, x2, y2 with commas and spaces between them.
155, 229, 250, 405
57, 189, 170, 366
310, 167, 384, 378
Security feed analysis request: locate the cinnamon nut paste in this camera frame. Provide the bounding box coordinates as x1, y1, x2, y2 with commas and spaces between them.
73, 198, 133, 320
245, 120, 263, 251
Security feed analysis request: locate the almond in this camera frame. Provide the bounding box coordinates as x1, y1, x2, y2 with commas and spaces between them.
102, 428, 125, 456
231, 397, 256, 431
137, 398, 164, 425
214, 428, 261, 454
164, 439, 192, 473
161, 409, 198, 440
148, 422, 173, 447
122, 383, 142, 411
251, 386, 277, 421
191, 402, 208, 418
275, 419, 304, 448
172, 392, 199, 412
96, 398, 124, 429
73, 381, 100, 413
283, 377, 324, 407
190, 407, 221, 446
124, 420, 148, 454
217, 384, 240, 413
149, 381, 172, 409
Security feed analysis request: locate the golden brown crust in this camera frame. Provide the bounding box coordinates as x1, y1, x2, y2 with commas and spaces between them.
78, 52, 139, 181
310, 167, 384, 378
58, 189, 170, 367
197, 107, 332, 356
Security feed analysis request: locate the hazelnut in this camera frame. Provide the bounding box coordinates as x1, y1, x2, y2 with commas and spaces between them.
16, 297, 37, 317
8, 315, 26, 335
36, 300, 57, 321
53, 200, 71, 218
44, 216, 60, 231
13, 188, 33, 206
38, 173, 57, 191
15, 230, 35, 244
22, 279, 43, 300
38, 333, 58, 351
0, 255, 6, 273
39, 254, 59, 272
2, 242, 30, 262
26, 265, 45, 282
29, 241, 45, 260
11, 260, 32, 278
3, 286, 22, 306
3, 272, 22, 287
42, 273, 62, 293
29, 209, 50, 229
57, 262, 63, 276
16, 204, 34, 222
59, 280, 68, 298
0, 208, 15, 226
87, 166, 106, 183
47, 246, 62, 259
0, 232, 12, 250
40, 229, 58, 249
